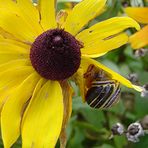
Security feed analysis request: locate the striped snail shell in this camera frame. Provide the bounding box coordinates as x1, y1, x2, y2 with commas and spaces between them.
86, 79, 121, 109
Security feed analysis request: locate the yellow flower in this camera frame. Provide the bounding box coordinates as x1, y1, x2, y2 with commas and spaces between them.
125, 7, 148, 49
0, 0, 142, 147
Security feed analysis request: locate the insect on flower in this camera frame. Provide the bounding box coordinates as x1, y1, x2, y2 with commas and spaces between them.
84, 64, 121, 109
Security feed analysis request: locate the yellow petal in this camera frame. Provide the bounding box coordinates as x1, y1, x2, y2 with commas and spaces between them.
125, 7, 148, 24
15, 0, 43, 35
0, 67, 35, 95
0, 53, 29, 65
0, 66, 34, 81
77, 17, 140, 43
60, 81, 73, 124
0, 59, 31, 73
0, 8, 39, 43
129, 25, 148, 49
81, 33, 129, 58
0, 36, 30, 64
1, 73, 40, 148
76, 17, 140, 57
38, 0, 57, 30
60, 81, 73, 147
81, 57, 142, 92
0, 66, 35, 113
73, 68, 85, 101
0, 0, 43, 38
0, 27, 18, 40
0, 42, 29, 54
22, 80, 63, 148
63, 0, 107, 35
0, 36, 31, 49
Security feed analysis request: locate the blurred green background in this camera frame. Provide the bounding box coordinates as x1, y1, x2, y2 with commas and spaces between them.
1, 0, 147, 147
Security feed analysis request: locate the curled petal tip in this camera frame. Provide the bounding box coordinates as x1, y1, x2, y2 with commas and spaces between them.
127, 17, 141, 31
132, 85, 143, 92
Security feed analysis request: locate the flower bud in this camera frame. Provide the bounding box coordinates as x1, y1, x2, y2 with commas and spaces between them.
111, 123, 124, 135
134, 48, 148, 58
126, 122, 144, 143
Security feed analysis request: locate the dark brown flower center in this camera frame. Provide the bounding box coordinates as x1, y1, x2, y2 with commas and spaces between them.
30, 29, 82, 80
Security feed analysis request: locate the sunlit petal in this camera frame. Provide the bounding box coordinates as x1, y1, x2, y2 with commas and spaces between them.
0, 9, 39, 42
38, 0, 57, 30
77, 17, 140, 57
125, 7, 148, 24
1, 73, 40, 148
22, 80, 63, 148
64, 0, 106, 35
130, 25, 148, 49
81, 33, 128, 57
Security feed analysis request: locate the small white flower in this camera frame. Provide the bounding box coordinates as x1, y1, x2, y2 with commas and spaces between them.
126, 122, 144, 143
111, 123, 124, 135
134, 48, 148, 58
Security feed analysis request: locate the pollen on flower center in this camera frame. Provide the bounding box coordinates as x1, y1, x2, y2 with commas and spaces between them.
30, 29, 82, 80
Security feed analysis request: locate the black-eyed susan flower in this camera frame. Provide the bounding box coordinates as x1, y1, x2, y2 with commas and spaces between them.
0, 0, 142, 147
125, 7, 148, 49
